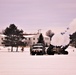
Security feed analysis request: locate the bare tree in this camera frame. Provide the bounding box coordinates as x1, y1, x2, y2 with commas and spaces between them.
46, 30, 54, 40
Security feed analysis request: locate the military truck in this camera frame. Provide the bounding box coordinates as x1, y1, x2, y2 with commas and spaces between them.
30, 43, 45, 55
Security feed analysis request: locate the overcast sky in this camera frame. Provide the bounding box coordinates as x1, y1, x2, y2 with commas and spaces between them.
0, 0, 76, 34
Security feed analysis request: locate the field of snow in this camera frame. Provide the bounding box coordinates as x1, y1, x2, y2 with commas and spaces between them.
0, 46, 76, 75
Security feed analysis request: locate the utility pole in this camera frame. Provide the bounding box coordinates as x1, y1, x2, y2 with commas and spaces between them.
38, 29, 41, 34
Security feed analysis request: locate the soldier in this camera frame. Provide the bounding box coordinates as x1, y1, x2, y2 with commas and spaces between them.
21, 47, 24, 52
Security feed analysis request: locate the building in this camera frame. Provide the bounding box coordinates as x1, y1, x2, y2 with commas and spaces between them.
24, 33, 50, 46
0, 34, 5, 46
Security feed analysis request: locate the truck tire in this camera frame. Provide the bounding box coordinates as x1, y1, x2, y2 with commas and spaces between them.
30, 51, 35, 55
62, 51, 68, 55
47, 50, 54, 55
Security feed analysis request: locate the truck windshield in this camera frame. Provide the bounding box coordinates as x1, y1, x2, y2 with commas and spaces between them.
33, 46, 43, 49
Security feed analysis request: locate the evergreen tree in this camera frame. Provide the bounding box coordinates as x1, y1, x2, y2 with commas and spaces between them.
2, 24, 26, 52
37, 33, 45, 45
70, 32, 76, 47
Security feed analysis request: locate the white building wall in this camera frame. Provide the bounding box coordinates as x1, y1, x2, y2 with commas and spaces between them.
44, 36, 50, 45
31, 34, 39, 45
0, 34, 5, 46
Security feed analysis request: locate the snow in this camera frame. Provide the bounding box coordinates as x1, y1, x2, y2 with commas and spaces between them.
0, 46, 76, 75
51, 33, 70, 46
68, 18, 76, 35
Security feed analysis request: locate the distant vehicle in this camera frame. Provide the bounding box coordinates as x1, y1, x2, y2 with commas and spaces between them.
30, 43, 45, 55
47, 44, 69, 55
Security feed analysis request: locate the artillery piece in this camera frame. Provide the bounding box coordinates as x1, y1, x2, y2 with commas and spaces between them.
47, 44, 69, 55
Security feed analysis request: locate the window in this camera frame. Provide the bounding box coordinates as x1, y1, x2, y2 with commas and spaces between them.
29, 38, 30, 40
25, 38, 27, 40
33, 38, 35, 40
1, 38, 3, 40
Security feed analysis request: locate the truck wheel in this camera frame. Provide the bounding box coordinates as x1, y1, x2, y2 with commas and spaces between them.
64, 51, 68, 54
30, 51, 35, 55
40, 51, 44, 55
47, 51, 54, 55
62, 51, 68, 55
58, 53, 61, 55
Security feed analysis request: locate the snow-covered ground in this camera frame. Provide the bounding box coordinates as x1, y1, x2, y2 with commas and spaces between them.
0, 46, 76, 75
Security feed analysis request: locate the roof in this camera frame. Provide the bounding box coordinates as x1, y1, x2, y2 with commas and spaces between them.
0, 34, 6, 37
24, 35, 35, 38
23, 33, 50, 39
